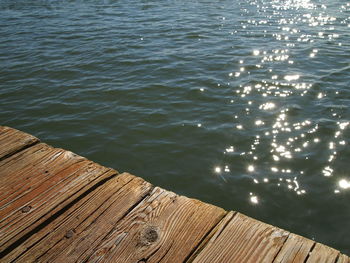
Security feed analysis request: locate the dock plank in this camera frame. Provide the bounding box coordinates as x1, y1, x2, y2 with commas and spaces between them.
0, 126, 348, 262
4, 173, 152, 262
337, 254, 350, 263
0, 126, 39, 161
273, 233, 314, 263
306, 243, 340, 263
0, 142, 116, 254
192, 211, 289, 263
4, 174, 226, 263
86, 187, 226, 263
0, 143, 82, 210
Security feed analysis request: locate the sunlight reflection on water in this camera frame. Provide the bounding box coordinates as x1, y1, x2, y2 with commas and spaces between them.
1, 0, 349, 253
212, 0, 350, 205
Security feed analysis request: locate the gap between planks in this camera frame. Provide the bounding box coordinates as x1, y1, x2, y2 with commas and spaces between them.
0, 126, 39, 162
0, 126, 348, 263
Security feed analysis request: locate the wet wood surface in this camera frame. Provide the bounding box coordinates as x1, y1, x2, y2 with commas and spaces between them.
0, 126, 348, 262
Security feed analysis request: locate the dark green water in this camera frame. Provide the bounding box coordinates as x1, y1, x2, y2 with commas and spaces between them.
1, 0, 349, 253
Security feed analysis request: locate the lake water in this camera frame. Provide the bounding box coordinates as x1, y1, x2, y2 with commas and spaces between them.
1, 0, 349, 254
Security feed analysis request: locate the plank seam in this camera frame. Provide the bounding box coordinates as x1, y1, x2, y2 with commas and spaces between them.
0, 153, 84, 214
0, 143, 48, 169
212, 211, 237, 242
303, 242, 316, 263
184, 211, 234, 263
271, 232, 291, 263
75, 176, 137, 233
0, 158, 87, 225
279, 239, 310, 263
82, 186, 155, 263
0, 170, 119, 259
334, 253, 341, 263
0, 139, 40, 162
32, 176, 146, 262
10, 174, 135, 262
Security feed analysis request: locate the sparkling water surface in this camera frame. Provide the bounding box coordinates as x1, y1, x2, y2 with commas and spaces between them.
1, 0, 349, 253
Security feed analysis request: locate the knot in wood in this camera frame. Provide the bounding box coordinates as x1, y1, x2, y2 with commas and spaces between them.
65, 229, 74, 239
21, 206, 31, 213
139, 226, 159, 246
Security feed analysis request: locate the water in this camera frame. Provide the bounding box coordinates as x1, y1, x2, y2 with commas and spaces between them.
1, 0, 349, 254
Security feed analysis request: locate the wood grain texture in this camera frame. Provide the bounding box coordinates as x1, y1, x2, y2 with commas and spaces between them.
337, 254, 350, 263
86, 187, 226, 263
0, 143, 82, 213
186, 211, 236, 262
192, 211, 289, 263
0, 126, 39, 161
306, 243, 339, 263
0, 126, 348, 263
0, 142, 116, 254
273, 233, 314, 263
4, 173, 152, 262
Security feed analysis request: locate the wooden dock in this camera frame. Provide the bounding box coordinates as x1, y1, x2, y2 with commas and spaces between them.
0, 126, 348, 263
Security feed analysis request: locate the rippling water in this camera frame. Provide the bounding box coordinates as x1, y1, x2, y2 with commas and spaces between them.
1, 0, 349, 253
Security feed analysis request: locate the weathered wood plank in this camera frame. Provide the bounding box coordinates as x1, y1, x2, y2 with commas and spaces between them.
273, 233, 315, 263
0, 142, 117, 254
0, 142, 49, 170
83, 186, 226, 263
0, 126, 348, 262
0, 144, 82, 210
186, 209, 237, 263
306, 243, 340, 263
4, 173, 152, 262
0, 126, 39, 161
192, 211, 289, 263
337, 254, 350, 263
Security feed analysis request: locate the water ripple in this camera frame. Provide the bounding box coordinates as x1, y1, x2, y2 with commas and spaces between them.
1, 0, 349, 254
